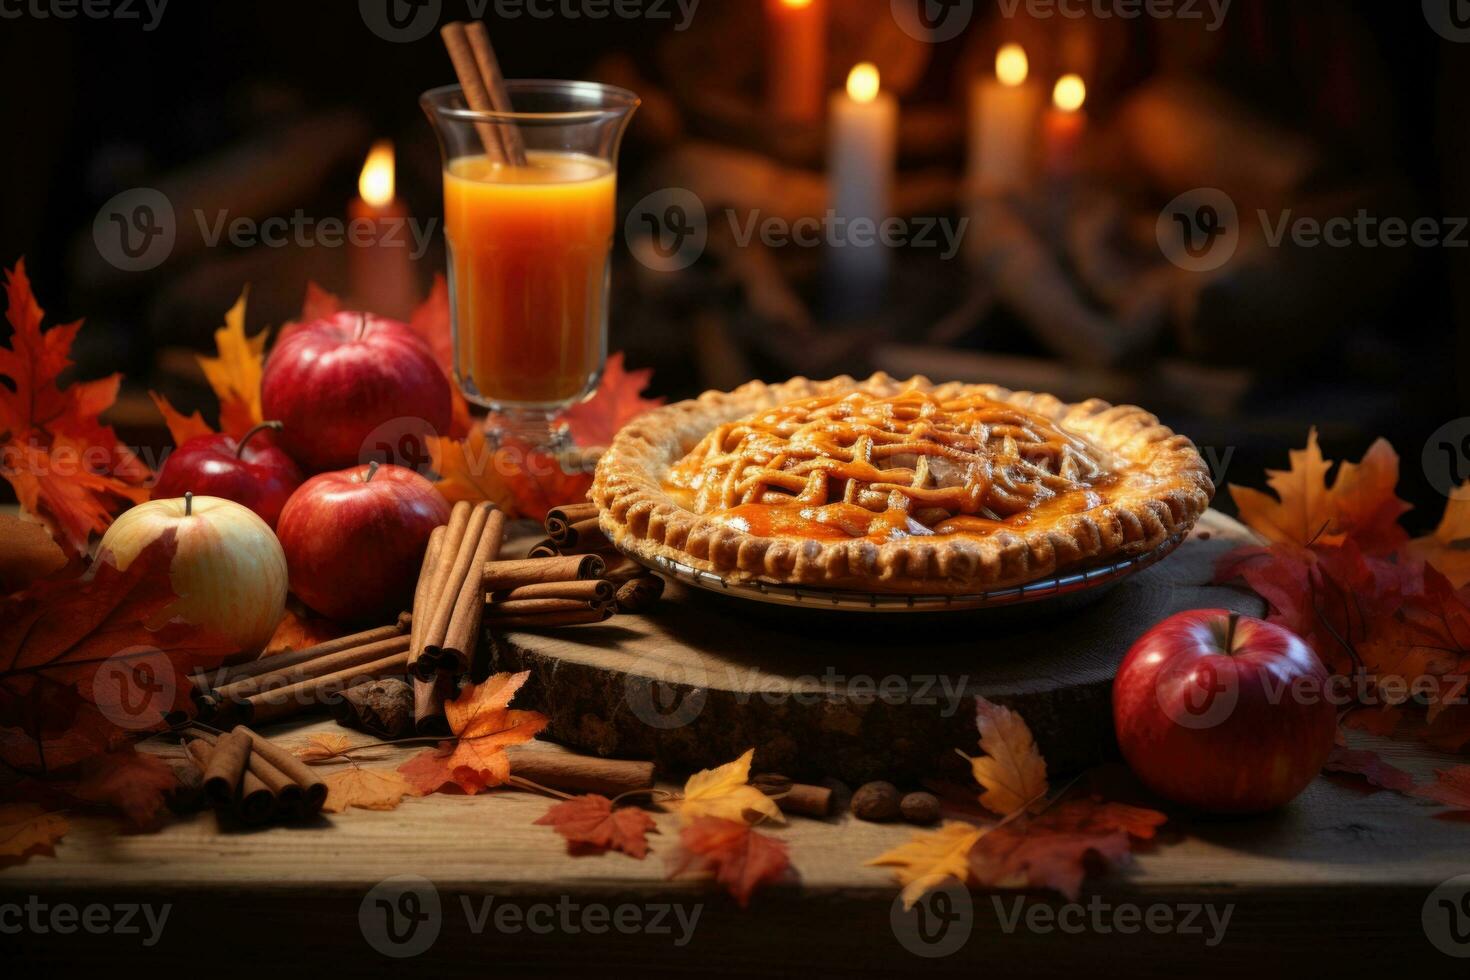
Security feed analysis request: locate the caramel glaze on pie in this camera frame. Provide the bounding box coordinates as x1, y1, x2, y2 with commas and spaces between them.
593, 375, 1215, 594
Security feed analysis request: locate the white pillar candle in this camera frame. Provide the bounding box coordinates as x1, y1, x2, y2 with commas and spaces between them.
827, 63, 897, 317
968, 44, 1042, 196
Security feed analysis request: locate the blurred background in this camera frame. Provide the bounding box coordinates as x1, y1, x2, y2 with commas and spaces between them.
0, 0, 1466, 525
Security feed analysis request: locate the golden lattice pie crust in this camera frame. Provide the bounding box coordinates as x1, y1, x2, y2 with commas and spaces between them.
593, 375, 1214, 593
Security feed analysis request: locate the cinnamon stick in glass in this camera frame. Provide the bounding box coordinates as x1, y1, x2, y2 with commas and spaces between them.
440, 22, 508, 163
482, 554, 604, 591
465, 20, 527, 164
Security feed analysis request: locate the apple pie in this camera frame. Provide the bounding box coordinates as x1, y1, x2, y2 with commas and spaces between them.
592, 375, 1214, 593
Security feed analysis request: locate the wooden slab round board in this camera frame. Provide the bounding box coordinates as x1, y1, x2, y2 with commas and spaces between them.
491, 510, 1263, 784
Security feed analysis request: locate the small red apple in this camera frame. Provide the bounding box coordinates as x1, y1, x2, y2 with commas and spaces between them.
275, 461, 449, 622
260, 311, 451, 473
152, 421, 303, 529
1112, 609, 1337, 814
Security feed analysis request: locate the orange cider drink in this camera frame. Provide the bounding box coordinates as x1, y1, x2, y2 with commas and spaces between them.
443, 151, 616, 407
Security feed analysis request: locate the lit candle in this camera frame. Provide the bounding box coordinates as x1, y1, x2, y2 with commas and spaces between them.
827, 63, 897, 317
968, 44, 1042, 195
766, 0, 827, 125
348, 140, 417, 320
1041, 74, 1088, 179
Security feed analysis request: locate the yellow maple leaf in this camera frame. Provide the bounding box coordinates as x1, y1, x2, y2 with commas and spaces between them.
677, 749, 784, 826
867, 821, 986, 909
293, 733, 361, 763
1230, 428, 1336, 548
0, 803, 68, 866
197, 290, 266, 439
1407, 482, 1470, 589
959, 697, 1048, 818
321, 767, 422, 813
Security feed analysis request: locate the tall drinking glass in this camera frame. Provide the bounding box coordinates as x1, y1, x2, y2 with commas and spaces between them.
422, 81, 639, 448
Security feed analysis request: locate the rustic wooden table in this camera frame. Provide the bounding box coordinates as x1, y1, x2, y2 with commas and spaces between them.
6, 512, 1470, 976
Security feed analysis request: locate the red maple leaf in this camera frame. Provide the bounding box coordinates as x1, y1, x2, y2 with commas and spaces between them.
1412, 767, 1470, 810
560, 353, 663, 449
670, 816, 791, 907
0, 260, 149, 554
535, 794, 658, 858
966, 798, 1165, 901
1323, 746, 1417, 794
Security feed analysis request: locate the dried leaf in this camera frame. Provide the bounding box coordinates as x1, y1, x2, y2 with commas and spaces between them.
262, 606, 347, 657
676, 749, 784, 826
535, 794, 657, 858
0, 514, 68, 594
0, 803, 67, 866
671, 816, 790, 907
196, 290, 267, 439
293, 733, 357, 763
1412, 767, 1470, 810
63, 748, 179, 829
1324, 746, 1417, 794
560, 353, 664, 449
960, 697, 1048, 817
398, 672, 547, 795
1407, 484, 1470, 589
322, 766, 422, 813
429, 428, 593, 523
867, 822, 986, 909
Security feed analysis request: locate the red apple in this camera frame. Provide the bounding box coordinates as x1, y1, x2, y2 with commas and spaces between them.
98, 493, 288, 661
275, 462, 449, 622
152, 421, 303, 528
1112, 609, 1337, 814
260, 311, 451, 473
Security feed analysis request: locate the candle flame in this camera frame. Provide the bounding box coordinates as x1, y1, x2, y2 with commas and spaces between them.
847, 63, 881, 104
780, 0, 814, 7
996, 44, 1028, 87
358, 140, 395, 207
1053, 74, 1086, 113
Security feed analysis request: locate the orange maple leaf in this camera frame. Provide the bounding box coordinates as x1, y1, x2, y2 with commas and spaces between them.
0, 260, 149, 553
959, 696, 1049, 817
0, 803, 67, 867
1407, 483, 1470, 589
671, 816, 791, 907
1229, 429, 1410, 554
398, 671, 547, 795
197, 290, 267, 439
560, 352, 664, 449
429, 428, 593, 523
536, 794, 658, 858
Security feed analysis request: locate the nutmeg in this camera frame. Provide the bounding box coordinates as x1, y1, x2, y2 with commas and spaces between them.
851, 781, 900, 822
900, 791, 940, 825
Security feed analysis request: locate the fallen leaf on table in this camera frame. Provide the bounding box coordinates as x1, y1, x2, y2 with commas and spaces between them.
675, 749, 784, 826
62, 748, 179, 829
959, 696, 1048, 818
1412, 767, 1470, 810
1407, 483, 1470, 589
0, 260, 150, 554
1324, 746, 1417, 794
867, 822, 986, 909
536, 794, 657, 858
967, 798, 1166, 901
322, 767, 422, 813
293, 733, 359, 763
196, 290, 267, 440
0, 514, 68, 594
0, 803, 67, 866
671, 816, 790, 908
398, 672, 547, 795
560, 353, 664, 449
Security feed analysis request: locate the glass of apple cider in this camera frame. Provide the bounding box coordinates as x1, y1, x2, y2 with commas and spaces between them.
422, 81, 639, 447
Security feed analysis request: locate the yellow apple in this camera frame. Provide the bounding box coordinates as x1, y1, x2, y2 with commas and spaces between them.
97, 493, 288, 660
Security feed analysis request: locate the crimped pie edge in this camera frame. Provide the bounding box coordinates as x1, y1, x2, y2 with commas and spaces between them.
592, 374, 1215, 593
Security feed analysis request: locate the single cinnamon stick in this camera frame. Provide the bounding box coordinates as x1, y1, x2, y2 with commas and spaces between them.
247, 751, 303, 815
555, 518, 609, 552
601, 555, 644, 585
465, 20, 527, 165
201, 729, 252, 806
486, 607, 613, 630
494, 580, 615, 604
213, 635, 412, 702
407, 526, 446, 676
242, 651, 410, 725
414, 673, 457, 737
434, 509, 506, 675
483, 555, 604, 590
412, 502, 472, 671
198, 618, 410, 692
776, 783, 833, 818
238, 726, 329, 815
440, 22, 507, 162
506, 748, 654, 797
615, 574, 665, 614
486, 598, 607, 617
526, 539, 561, 559
421, 502, 494, 672
545, 501, 598, 530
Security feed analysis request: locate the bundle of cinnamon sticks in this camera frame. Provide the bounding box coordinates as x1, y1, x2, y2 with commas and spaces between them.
526, 501, 665, 615
182, 725, 327, 825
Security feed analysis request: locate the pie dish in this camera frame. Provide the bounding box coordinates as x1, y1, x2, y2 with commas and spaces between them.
592, 375, 1214, 594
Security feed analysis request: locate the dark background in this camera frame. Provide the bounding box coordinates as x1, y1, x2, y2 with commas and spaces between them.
0, 0, 1466, 528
